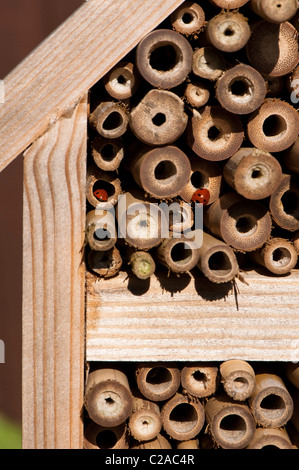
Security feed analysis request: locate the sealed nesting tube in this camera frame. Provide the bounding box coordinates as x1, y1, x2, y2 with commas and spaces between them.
84, 368, 133, 427
130, 89, 188, 146
177, 439, 199, 449
223, 147, 282, 200
84, 421, 129, 449
209, 0, 250, 7
246, 21, 298, 77
251, 238, 298, 275
135, 363, 180, 402
205, 11, 251, 53
283, 138, 299, 176
86, 166, 121, 208
246, 427, 293, 449
220, 360, 256, 401
89, 101, 129, 139
204, 192, 272, 252
181, 363, 219, 398
216, 64, 267, 115
184, 81, 210, 108
247, 99, 299, 153
249, 373, 294, 428
196, 232, 239, 283
92, 136, 124, 172
168, 200, 194, 233
88, 247, 122, 279
170, 2, 205, 36
285, 363, 299, 390
269, 174, 299, 232
86, 209, 117, 252
192, 46, 226, 81
131, 434, 172, 449
128, 396, 162, 442
155, 232, 201, 274
187, 106, 244, 161
127, 248, 156, 280
205, 394, 256, 449
161, 393, 205, 441
103, 61, 140, 100
135, 29, 193, 89
250, 0, 298, 24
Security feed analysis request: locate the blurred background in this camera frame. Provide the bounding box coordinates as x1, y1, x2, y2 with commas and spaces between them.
0, 0, 83, 448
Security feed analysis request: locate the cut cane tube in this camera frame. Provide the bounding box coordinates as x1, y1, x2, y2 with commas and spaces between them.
155, 233, 201, 273
131, 434, 172, 449
161, 393, 205, 441
168, 200, 194, 233
135, 363, 180, 402
249, 373, 294, 428
283, 138, 299, 176
187, 106, 244, 161
247, 427, 293, 449
205, 12, 251, 53
84, 421, 129, 449
204, 192, 272, 251
84, 368, 133, 427
177, 439, 199, 449
88, 247, 122, 279
130, 89, 188, 146
103, 61, 140, 100
216, 64, 267, 115
86, 209, 117, 252
128, 396, 162, 441
223, 148, 282, 200
209, 0, 250, 7
220, 360, 256, 401
136, 29, 193, 89
89, 101, 129, 139
250, 0, 298, 24
92, 136, 124, 172
269, 174, 299, 231
127, 249, 156, 280
171, 2, 205, 36
247, 99, 299, 153
251, 238, 298, 275
205, 394, 256, 449
184, 81, 210, 108
181, 363, 219, 398
86, 166, 121, 208
192, 46, 226, 81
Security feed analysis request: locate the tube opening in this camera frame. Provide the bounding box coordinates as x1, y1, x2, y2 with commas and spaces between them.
169, 403, 198, 433
235, 215, 257, 236
219, 414, 247, 442
117, 74, 126, 85
171, 242, 193, 265
154, 160, 177, 181
101, 143, 117, 162
93, 180, 116, 199
96, 430, 117, 449
224, 27, 234, 36
192, 370, 209, 386
182, 12, 194, 24
271, 247, 292, 267
281, 191, 298, 216
152, 113, 166, 127
260, 394, 285, 420
208, 125, 221, 141
103, 111, 123, 131
191, 171, 208, 189
208, 251, 233, 274
251, 169, 263, 179
229, 79, 250, 97
150, 44, 180, 72
233, 377, 248, 390
105, 397, 115, 405
146, 367, 173, 393
263, 114, 287, 137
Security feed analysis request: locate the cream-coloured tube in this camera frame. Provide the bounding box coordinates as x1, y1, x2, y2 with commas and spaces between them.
135, 363, 180, 402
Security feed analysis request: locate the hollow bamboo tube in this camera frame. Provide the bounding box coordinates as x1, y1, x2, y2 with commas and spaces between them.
205, 394, 256, 449
177, 439, 199, 449
161, 393, 205, 441
285, 363, 299, 390
86, 209, 117, 252
84, 368, 133, 427
293, 231, 299, 254
209, 0, 250, 7
283, 138, 299, 176
250, 0, 298, 24
92, 136, 124, 172
223, 148, 282, 200
135, 363, 180, 402
84, 421, 129, 449
86, 165, 121, 208
269, 174, 299, 232
220, 360, 256, 401
246, 21, 298, 77
247, 99, 299, 153
216, 64, 267, 115
89, 101, 129, 139
128, 145, 191, 199
179, 155, 222, 205
204, 192, 272, 252
181, 363, 219, 398
168, 200, 194, 233
251, 238, 298, 275
128, 249, 156, 280
248, 373, 294, 428
192, 46, 226, 82
205, 11, 251, 53
154, 233, 201, 273
128, 396, 162, 441
196, 232, 239, 283
103, 61, 140, 100
246, 427, 293, 449
136, 29, 193, 89
171, 2, 205, 36
129, 89, 188, 146
184, 82, 210, 108
131, 434, 172, 449
88, 247, 123, 279
187, 106, 244, 161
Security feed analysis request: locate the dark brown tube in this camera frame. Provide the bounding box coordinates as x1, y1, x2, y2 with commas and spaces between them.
246, 21, 298, 77
130, 89, 188, 146
192, 46, 226, 81
161, 393, 205, 441
250, 0, 298, 24
285, 363, 299, 390
220, 360, 256, 401
223, 147, 282, 200
88, 247, 123, 279
283, 138, 299, 176
84, 368, 133, 427
128, 396, 161, 441
84, 421, 129, 449
216, 64, 267, 115
89, 101, 129, 139
136, 29, 193, 89
196, 232, 239, 283
103, 61, 140, 100
128, 249, 156, 280
205, 11, 251, 53
86, 166, 121, 208
209, 0, 250, 7
177, 439, 199, 449
269, 174, 299, 232
135, 363, 180, 402
187, 106, 244, 161
171, 2, 205, 36
131, 434, 172, 449
184, 81, 210, 108
247, 99, 299, 153
205, 394, 256, 449
86, 209, 117, 252
181, 363, 219, 398
248, 373, 294, 428
155, 233, 201, 274
246, 427, 293, 449
251, 237, 298, 275
92, 136, 124, 172
204, 192, 272, 252
265, 76, 285, 98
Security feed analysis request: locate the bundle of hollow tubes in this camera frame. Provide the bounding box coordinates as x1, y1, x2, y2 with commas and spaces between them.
86, 0, 299, 284
83, 361, 299, 449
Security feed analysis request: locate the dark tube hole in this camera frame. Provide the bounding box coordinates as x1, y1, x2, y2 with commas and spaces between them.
219, 414, 247, 441
230, 80, 249, 97
208, 126, 221, 141
105, 397, 115, 405
117, 74, 126, 85
171, 243, 192, 264
182, 12, 194, 24
236, 216, 257, 235
281, 191, 298, 215
263, 115, 287, 137
191, 171, 207, 189
224, 27, 234, 36
192, 370, 209, 387
251, 169, 262, 179
152, 113, 166, 127
208, 251, 232, 273
169, 403, 198, 433
150, 44, 179, 72
101, 143, 117, 162
96, 430, 117, 449
93, 180, 116, 198
146, 367, 172, 386
260, 394, 285, 412
103, 111, 123, 130
154, 160, 177, 180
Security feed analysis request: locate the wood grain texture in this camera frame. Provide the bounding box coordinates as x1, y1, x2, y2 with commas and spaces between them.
22, 96, 87, 449
0, 0, 184, 173
86, 269, 299, 362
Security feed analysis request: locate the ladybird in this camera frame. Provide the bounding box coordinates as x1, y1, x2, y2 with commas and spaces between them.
94, 188, 109, 202
191, 188, 210, 205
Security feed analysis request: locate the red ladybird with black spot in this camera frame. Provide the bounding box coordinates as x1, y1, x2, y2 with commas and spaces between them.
191, 188, 210, 205
94, 189, 109, 202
